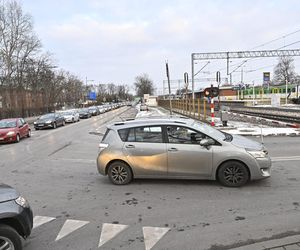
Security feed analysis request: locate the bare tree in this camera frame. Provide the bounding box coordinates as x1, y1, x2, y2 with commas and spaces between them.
134, 73, 154, 97
273, 56, 298, 85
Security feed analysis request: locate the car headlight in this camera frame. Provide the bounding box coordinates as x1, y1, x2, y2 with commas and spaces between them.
15, 196, 29, 208
34, 121, 37, 124
7, 131, 16, 136
45, 120, 52, 124
247, 149, 268, 158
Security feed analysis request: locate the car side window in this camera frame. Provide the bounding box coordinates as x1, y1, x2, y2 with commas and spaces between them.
127, 126, 163, 143
167, 125, 207, 144
19, 119, 23, 126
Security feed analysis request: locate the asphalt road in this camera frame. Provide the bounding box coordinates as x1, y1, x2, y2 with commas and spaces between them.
1, 107, 300, 250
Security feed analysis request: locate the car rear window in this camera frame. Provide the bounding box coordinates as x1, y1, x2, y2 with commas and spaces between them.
102, 129, 111, 142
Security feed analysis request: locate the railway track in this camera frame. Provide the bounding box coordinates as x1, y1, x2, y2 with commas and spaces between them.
230, 107, 300, 125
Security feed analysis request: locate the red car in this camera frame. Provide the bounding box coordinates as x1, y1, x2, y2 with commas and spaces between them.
0, 118, 31, 143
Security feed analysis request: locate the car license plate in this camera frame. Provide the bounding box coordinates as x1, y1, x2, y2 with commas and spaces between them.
38, 124, 44, 127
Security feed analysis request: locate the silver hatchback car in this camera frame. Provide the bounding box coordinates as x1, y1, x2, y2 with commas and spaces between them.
96, 117, 271, 187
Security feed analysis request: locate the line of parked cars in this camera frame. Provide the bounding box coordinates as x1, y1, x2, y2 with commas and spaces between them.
0, 103, 128, 144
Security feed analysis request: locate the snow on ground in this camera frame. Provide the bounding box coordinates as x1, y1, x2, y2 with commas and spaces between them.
135, 105, 300, 136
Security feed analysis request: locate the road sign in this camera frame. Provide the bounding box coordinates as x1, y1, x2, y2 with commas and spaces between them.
88, 92, 97, 100
263, 72, 270, 86
204, 87, 219, 97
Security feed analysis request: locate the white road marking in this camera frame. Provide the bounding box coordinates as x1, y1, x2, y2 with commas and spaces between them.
272, 156, 300, 162
98, 223, 128, 248
33, 216, 56, 229
55, 219, 89, 241
143, 226, 170, 250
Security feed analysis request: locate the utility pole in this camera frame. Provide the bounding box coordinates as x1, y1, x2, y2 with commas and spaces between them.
166, 62, 172, 115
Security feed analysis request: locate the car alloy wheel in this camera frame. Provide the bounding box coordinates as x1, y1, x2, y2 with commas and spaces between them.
53, 122, 57, 129
27, 130, 31, 137
62, 120, 65, 126
0, 225, 22, 250
108, 162, 132, 185
15, 134, 20, 143
218, 161, 249, 187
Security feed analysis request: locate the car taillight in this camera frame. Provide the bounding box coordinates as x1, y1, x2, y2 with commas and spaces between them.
99, 143, 108, 152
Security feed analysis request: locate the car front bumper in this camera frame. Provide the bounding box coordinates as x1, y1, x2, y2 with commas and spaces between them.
0, 134, 18, 143
0, 200, 33, 238
34, 123, 53, 129
251, 156, 272, 180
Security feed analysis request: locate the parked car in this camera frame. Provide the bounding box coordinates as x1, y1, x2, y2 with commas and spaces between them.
96, 117, 272, 187
88, 106, 100, 116
97, 106, 106, 114
61, 110, 80, 123
0, 118, 31, 143
78, 108, 91, 119
140, 104, 148, 111
33, 113, 65, 130
0, 183, 33, 250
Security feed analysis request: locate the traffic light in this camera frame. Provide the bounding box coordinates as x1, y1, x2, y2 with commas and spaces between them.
204, 87, 219, 97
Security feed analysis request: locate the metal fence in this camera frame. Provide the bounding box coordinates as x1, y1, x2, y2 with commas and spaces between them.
158, 99, 212, 121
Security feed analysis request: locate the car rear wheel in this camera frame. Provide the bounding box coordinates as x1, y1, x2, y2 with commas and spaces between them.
108, 161, 133, 185
15, 134, 20, 143
0, 224, 22, 250
217, 161, 249, 187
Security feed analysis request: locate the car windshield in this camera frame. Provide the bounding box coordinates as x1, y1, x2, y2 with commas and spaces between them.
39, 114, 54, 119
62, 111, 73, 115
192, 121, 225, 141
0, 120, 16, 128
80, 109, 88, 112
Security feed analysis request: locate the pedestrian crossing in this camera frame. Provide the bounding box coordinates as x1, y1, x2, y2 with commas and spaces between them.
32, 216, 170, 250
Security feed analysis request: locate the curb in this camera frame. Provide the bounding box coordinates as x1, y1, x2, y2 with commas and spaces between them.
231, 235, 300, 250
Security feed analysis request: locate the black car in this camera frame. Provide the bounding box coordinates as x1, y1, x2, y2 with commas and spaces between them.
88, 106, 100, 116
79, 108, 92, 119
0, 184, 33, 250
33, 113, 65, 130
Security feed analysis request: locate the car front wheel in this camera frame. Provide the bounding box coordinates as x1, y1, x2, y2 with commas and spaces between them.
53, 122, 57, 129
217, 161, 249, 187
108, 161, 133, 185
0, 224, 22, 250
15, 134, 20, 143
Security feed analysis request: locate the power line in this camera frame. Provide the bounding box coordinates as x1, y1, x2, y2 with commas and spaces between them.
251, 29, 300, 50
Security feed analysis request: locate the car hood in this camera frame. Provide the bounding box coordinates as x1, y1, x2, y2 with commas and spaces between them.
230, 134, 264, 151
0, 184, 19, 202
64, 115, 73, 118
36, 118, 54, 123
0, 127, 17, 134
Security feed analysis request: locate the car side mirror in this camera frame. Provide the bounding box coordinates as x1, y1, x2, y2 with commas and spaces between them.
200, 138, 214, 147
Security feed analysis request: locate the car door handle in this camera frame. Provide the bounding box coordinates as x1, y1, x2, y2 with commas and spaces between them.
168, 148, 178, 152
126, 144, 135, 148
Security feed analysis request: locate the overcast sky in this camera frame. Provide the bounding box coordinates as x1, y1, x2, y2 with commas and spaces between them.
23, 0, 300, 94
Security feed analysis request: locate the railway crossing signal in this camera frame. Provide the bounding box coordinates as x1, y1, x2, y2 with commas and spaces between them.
204, 87, 219, 97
